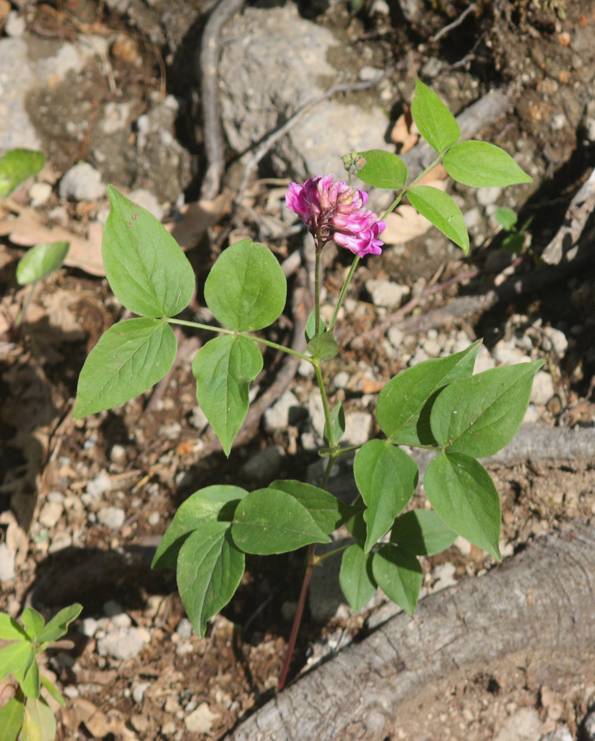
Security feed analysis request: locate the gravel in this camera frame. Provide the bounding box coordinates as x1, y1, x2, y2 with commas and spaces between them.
97, 506, 125, 530
264, 390, 299, 432
531, 371, 555, 405
343, 411, 373, 446
0, 543, 16, 581
59, 162, 106, 201
366, 279, 410, 308
185, 703, 218, 735
97, 626, 150, 660
495, 707, 543, 741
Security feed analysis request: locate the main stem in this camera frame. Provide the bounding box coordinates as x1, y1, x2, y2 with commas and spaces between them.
314, 244, 322, 336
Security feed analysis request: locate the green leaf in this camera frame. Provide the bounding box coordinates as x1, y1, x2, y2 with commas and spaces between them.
231, 488, 330, 555
324, 401, 345, 447
411, 80, 460, 154
37, 604, 82, 644
0, 614, 28, 641
21, 609, 45, 641
19, 658, 41, 699
407, 186, 469, 253
502, 231, 525, 253
21, 697, 56, 741
494, 206, 518, 231
391, 509, 456, 556
192, 335, 262, 456
41, 675, 65, 707
424, 453, 500, 559
176, 522, 244, 638
376, 341, 480, 446
304, 310, 327, 342
339, 544, 376, 610
430, 361, 542, 457
16, 242, 69, 286
73, 318, 177, 419
270, 479, 347, 534
102, 186, 195, 317
443, 141, 532, 188
372, 545, 422, 615
0, 698, 25, 741
204, 239, 287, 331
354, 440, 418, 552
307, 330, 339, 361
0, 149, 45, 198
355, 149, 408, 190
152, 485, 247, 570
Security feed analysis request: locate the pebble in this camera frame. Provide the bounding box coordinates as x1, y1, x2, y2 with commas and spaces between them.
333, 371, 350, 389
358, 66, 383, 82
189, 407, 209, 432
87, 470, 112, 498
5, 11, 25, 37
388, 326, 404, 349
308, 392, 326, 439
454, 536, 471, 556
98, 506, 125, 530
38, 501, 63, 528
29, 182, 52, 207
464, 207, 482, 229
493, 340, 531, 365
131, 715, 149, 733
474, 346, 496, 373
59, 162, 105, 202
176, 619, 193, 640
128, 188, 164, 220
148, 512, 160, 526
81, 617, 99, 638
343, 411, 373, 446
97, 626, 150, 660
0, 543, 16, 581
431, 562, 457, 592
132, 682, 150, 704
109, 444, 127, 465
523, 404, 540, 423
264, 390, 299, 432
48, 533, 72, 553
583, 709, 595, 740
240, 446, 283, 484
185, 703, 218, 735
366, 279, 410, 308
540, 728, 572, 741
543, 326, 568, 355
531, 371, 555, 405
495, 707, 542, 741
477, 186, 502, 206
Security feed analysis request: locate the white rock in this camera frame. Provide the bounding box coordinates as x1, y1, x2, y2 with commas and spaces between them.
366, 279, 410, 308
474, 346, 496, 373
477, 187, 502, 206
431, 562, 457, 592
0, 543, 16, 581
333, 371, 349, 390
464, 207, 482, 228
264, 390, 299, 432
523, 404, 540, 423
493, 340, 531, 365
59, 162, 105, 201
81, 617, 99, 638
543, 326, 568, 355
128, 188, 164, 220
495, 708, 542, 741
531, 371, 554, 405
176, 619, 193, 640
132, 682, 150, 704
454, 536, 471, 556
100, 101, 131, 135
87, 470, 112, 498
189, 407, 209, 432
308, 392, 326, 439
29, 182, 52, 207
97, 626, 150, 660
5, 11, 25, 37
541, 727, 573, 741
343, 411, 373, 446
98, 506, 125, 530
185, 703, 218, 735
109, 444, 127, 465
148, 512, 160, 526
583, 709, 595, 740
39, 501, 63, 528
359, 66, 383, 82
387, 327, 404, 349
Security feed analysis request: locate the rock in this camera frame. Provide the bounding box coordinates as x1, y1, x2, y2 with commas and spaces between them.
0, 543, 16, 581
366, 279, 410, 308
583, 99, 595, 143
343, 411, 373, 446
132, 682, 149, 704
87, 471, 112, 498
431, 562, 457, 592
241, 446, 283, 484
464, 207, 482, 229
131, 715, 149, 733
97, 626, 150, 660
583, 709, 595, 740
523, 404, 540, 423
100, 101, 132, 135
543, 326, 568, 355
333, 371, 349, 389
148, 512, 160, 526
219, 4, 388, 180
495, 708, 543, 741
176, 619, 192, 640
388, 326, 404, 349
5, 11, 25, 37
109, 444, 127, 465
531, 371, 555, 405
493, 340, 531, 365
309, 542, 347, 622
29, 182, 52, 207
454, 536, 471, 556
474, 346, 496, 373
359, 66, 383, 82
477, 186, 503, 206
97, 506, 125, 530
540, 728, 572, 741
128, 188, 164, 220
189, 406, 209, 432
308, 392, 326, 439
264, 390, 300, 432
59, 162, 105, 201
81, 617, 98, 638
39, 501, 63, 528
185, 703, 218, 735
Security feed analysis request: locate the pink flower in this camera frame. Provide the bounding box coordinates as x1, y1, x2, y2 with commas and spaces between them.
285, 176, 385, 258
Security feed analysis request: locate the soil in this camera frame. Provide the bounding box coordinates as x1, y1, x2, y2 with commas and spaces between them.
0, 0, 594, 739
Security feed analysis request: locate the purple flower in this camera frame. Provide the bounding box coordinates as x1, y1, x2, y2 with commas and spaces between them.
285, 176, 385, 258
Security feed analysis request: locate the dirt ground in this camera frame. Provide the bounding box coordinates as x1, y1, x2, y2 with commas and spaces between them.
0, 0, 594, 739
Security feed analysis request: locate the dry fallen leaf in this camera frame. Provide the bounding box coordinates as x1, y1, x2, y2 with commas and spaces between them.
390, 112, 419, 153
169, 192, 231, 249
383, 179, 447, 245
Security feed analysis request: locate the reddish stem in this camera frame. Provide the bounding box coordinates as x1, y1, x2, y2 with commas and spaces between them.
277, 545, 315, 691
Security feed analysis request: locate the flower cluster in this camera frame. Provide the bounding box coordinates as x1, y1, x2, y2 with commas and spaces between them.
285, 175, 385, 258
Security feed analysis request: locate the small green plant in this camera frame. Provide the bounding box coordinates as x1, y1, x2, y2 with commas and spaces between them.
0, 149, 45, 199
494, 206, 533, 254
0, 604, 82, 741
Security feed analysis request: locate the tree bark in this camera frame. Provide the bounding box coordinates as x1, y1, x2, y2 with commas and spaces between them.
230, 523, 595, 740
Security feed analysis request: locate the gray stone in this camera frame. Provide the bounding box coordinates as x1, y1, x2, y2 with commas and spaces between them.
87, 470, 112, 498
543, 326, 568, 355
97, 506, 125, 530
431, 562, 457, 592
132, 682, 150, 704
81, 617, 99, 638
495, 708, 542, 741
59, 162, 105, 201
477, 186, 503, 206
583, 709, 595, 740
189, 406, 209, 432
39, 501, 63, 528
0, 543, 16, 581
308, 392, 326, 439
531, 371, 555, 405
29, 182, 52, 207
97, 626, 150, 660
366, 279, 410, 308
493, 340, 531, 365
219, 4, 388, 180
176, 618, 193, 640
387, 326, 404, 349
241, 446, 283, 485
264, 390, 299, 432
309, 541, 348, 623
109, 444, 127, 465
464, 207, 482, 229
343, 411, 372, 446
540, 727, 572, 741
333, 371, 349, 389
128, 188, 164, 220
5, 11, 25, 37
185, 703, 218, 735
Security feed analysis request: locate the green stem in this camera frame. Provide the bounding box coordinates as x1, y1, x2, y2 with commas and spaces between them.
312, 542, 350, 566
328, 255, 359, 332
314, 246, 322, 336
380, 155, 443, 222
313, 361, 334, 448
166, 317, 312, 362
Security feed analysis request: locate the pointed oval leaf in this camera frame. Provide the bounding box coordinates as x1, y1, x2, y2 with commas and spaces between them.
37, 604, 82, 644
307, 330, 339, 361
270, 479, 348, 534
424, 452, 500, 559
192, 335, 262, 456
41, 675, 65, 707
376, 341, 480, 446
354, 440, 418, 552
16, 242, 69, 286
0, 641, 34, 681
339, 544, 376, 611
0, 149, 45, 198
176, 522, 245, 637
411, 80, 460, 154
494, 206, 518, 230
355, 149, 408, 190
21, 698, 56, 741
391, 509, 456, 556
407, 185, 469, 253
0, 698, 25, 741
372, 544, 422, 615
0, 614, 28, 642
19, 657, 41, 699
443, 141, 532, 187
324, 401, 345, 448
231, 488, 330, 555
430, 361, 542, 457
204, 240, 287, 331
152, 485, 247, 570
21, 609, 45, 641
73, 318, 177, 419
102, 186, 195, 317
